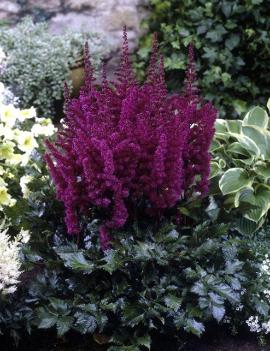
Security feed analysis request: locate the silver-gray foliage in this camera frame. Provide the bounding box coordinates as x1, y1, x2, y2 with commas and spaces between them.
0, 17, 106, 117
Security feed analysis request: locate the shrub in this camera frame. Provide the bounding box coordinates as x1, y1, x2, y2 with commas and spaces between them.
136, 0, 270, 117
45, 30, 217, 245
211, 100, 270, 235
0, 17, 105, 117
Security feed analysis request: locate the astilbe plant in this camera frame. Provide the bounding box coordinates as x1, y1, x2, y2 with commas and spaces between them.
45, 29, 217, 249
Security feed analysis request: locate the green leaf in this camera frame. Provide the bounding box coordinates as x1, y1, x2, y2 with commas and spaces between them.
49, 298, 69, 314
184, 319, 205, 337
235, 216, 264, 235
219, 168, 252, 195
234, 187, 255, 207
164, 294, 182, 311
241, 125, 270, 158
137, 334, 151, 350
74, 312, 96, 334
243, 106, 269, 129
236, 134, 260, 157
57, 250, 94, 272
244, 186, 270, 222
254, 161, 270, 180
38, 315, 58, 329
56, 316, 74, 336
226, 120, 242, 134
191, 281, 207, 296
225, 34, 240, 50
212, 304, 225, 322
227, 142, 250, 157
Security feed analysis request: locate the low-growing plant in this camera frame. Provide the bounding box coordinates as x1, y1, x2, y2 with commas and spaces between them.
0, 17, 106, 117
211, 101, 270, 235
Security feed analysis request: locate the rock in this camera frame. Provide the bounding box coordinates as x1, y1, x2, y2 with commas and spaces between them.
27, 0, 61, 10
104, 7, 139, 31
65, 0, 109, 11
0, 1, 20, 14
49, 12, 103, 35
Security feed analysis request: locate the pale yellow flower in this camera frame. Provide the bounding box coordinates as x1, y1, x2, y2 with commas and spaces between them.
6, 153, 22, 165
16, 131, 38, 153
0, 104, 20, 127
0, 186, 15, 207
18, 107, 36, 122
0, 141, 15, 160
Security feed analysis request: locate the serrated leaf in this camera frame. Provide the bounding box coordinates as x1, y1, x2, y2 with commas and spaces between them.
164, 294, 182, 311
137, 334, 151, 349
184, 319, 205, 337
56, 316, 74, 336
212, 304, 225, 322
38, 315, 58, 329
74, 312, 96, 334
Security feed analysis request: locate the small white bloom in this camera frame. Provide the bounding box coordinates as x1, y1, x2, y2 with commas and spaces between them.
0, 228, 26, 295
20, 175, 33, 198
18, 107, 36, 121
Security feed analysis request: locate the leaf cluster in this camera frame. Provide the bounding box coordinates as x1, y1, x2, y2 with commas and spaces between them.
136, 0, 270, 117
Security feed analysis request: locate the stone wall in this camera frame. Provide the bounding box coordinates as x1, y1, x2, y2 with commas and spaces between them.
0, 0, 148, 74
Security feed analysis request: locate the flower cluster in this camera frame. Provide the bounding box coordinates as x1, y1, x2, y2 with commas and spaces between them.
45, 30, 217, 247
245, 255, 270, 335
0, 82, 56, 210
0, 227, 29, 295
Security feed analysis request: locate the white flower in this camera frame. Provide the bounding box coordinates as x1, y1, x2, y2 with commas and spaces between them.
20, 175, 33, 198
0, 103, 20, 127
31, 118, 56, 137
18, 107, 36, 121
246, 316, 262, 333
18, 229, 30, 244
0, 228, 23, 295
0, 48, 6, 63
16, 131, 38, 153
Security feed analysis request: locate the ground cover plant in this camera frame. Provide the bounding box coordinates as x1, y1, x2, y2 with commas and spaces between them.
136, 0, 270, 117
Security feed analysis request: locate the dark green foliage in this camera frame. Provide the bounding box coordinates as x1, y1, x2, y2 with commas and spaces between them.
0, 210, 248, 349
136, 0, 270, 117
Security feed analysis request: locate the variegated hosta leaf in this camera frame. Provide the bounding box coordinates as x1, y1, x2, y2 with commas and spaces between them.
219, 168, 253, 195
241, 125, 270, 159
243, 106, 269, 129
254, 161, 270, 180
244, 186, 270, 222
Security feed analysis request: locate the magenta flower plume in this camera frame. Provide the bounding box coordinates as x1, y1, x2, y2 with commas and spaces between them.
45, 30, 217, 249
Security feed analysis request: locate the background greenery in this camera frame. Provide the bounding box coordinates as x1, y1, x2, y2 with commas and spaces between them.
136, 0, 270, 117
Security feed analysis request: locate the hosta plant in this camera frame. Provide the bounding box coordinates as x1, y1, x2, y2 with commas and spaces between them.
211, 101, 270, 234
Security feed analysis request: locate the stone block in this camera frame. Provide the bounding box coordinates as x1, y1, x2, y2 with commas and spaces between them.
27, 0, 61, 10
0, 1, 20, 14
